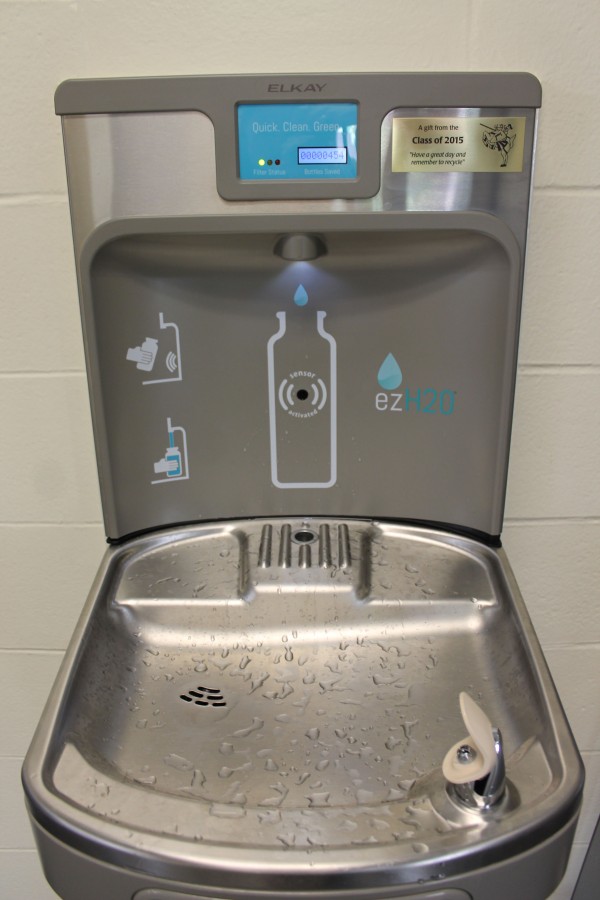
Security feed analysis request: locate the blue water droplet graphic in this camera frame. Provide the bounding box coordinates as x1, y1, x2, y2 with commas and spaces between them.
377, 353, 402, 390
294, 284, 308, 306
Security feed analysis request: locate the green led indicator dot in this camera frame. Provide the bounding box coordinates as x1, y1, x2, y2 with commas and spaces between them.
258, 158, 265, 167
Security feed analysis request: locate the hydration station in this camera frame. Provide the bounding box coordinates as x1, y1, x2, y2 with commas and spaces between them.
23, 73, 583, 900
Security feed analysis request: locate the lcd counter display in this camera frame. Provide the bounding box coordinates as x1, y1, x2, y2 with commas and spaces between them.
298, 146, 347, 164
237, 103, 358, 181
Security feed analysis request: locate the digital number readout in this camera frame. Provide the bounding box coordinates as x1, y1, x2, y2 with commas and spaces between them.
298, 146, 348, 165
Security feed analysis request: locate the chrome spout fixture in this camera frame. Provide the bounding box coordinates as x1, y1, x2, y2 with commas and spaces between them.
451, 727, 506, 810
274, 233, 326, 261
443, 693, 507, 811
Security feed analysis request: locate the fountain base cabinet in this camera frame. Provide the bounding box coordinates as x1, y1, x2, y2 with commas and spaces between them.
23, 74, 582, 900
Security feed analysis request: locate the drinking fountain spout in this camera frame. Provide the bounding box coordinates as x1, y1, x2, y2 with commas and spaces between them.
443, 692, 507, 811
274, 233, 326, 261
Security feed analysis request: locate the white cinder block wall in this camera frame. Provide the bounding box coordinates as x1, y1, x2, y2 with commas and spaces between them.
1, 1, 598, 897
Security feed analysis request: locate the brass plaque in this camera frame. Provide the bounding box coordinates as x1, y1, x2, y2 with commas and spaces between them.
391, 116, 526, 173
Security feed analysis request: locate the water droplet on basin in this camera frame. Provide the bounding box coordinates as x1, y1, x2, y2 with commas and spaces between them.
305, 727, 320, 740
258, 783, 289, 807
232, 717, 264, 738
277, 832, 297, 848
401, 720, 419, 740
209, 803, 245, 819
90, 780, 110, 797
399, 778, 416, 792
387, 787, 407, 801
191, 769, 206, 789
307, 791, 330, 807
258, 809, 281, 825
164, 753, 194, 771
134, 774, 156, 785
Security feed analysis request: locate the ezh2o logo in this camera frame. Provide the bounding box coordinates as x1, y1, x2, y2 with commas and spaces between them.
374, 353, 456, 415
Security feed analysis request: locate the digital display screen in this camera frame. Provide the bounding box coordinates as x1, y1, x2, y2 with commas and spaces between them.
298, 146, 347, 164
237, 102, 358, 181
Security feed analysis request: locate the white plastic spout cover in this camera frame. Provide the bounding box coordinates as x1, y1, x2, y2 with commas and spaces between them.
442, 692, 497, 784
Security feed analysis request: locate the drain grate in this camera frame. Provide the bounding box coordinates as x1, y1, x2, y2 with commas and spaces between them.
180, 686, 226, 707
258, 522, 352, 569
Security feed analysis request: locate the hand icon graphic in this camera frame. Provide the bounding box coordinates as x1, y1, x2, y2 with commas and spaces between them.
126, 338, 158, 372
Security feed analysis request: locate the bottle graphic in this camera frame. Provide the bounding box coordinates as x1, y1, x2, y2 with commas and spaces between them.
267, 286, 337, 489
152, 418, 189, 484
155, 444, 181, 477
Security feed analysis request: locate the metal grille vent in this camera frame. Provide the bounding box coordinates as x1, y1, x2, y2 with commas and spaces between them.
258, 523, 352, 569
180, 686, 226, 707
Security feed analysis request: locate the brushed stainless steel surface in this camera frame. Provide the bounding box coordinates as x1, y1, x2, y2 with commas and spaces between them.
60, 97, 537, 541
62, 106, 536, 256
23, 518, 583, 892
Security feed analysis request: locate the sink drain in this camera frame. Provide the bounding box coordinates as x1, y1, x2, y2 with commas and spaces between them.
291, 528, 318, 544
180, 686, 226, 707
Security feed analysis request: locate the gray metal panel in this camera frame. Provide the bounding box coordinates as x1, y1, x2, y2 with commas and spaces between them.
54, 72, 542, 115
56, 76, 538, 539
60, 105, 536, 254
55, 73, 540, 201
24, 815, 582, 899
572, 813, 600, 899
133, 891, 471, 900
80, 212, 521, 539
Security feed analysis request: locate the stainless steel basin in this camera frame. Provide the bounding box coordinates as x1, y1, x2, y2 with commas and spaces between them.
23, 518, 583, 898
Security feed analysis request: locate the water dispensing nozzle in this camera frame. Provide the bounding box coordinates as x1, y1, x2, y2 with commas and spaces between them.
274, 233, 326, 261
443, 692, 507, 811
